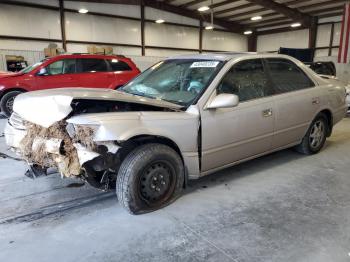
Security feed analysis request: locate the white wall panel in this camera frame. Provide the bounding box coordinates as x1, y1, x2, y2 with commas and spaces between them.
332, 48, 339, 57
333, 23, 342, 46
145, 7, 199, 26
314, 49, 329, 58
145, 23, 199, 49
0, 39, 61, 51
202, 30, 247, 52
128, 55, 164, 71
316, 24, 331, 48
64, 2, 140, 18
66, 43, 141, 56
0, 4, 61, 39
4, 0, 58, 7
257, 29, 309, 52
145, 48, 198, 58
65, 12, 141, 45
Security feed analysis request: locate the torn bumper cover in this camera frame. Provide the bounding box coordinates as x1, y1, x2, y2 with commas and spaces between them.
5, 116, 120, 179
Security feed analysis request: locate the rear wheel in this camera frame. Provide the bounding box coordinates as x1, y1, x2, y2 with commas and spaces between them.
0, 91, 23, 117
116, 143, 184, 214
295, 113, 328, 155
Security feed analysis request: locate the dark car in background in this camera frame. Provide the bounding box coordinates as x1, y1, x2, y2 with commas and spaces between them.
0, 54, 140, 117
305, 61, 336, 77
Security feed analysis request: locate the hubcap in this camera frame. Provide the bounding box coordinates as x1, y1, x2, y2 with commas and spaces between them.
139, 161, 174, 204
309, 120, 325, 149
6, 96, 15, 113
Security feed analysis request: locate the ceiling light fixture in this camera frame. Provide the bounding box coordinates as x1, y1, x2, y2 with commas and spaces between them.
291, 22, 301, 27
251, 16, 262, 21
244, 30, 253, 35
78, 8, 88, 14
155, 19, 165, 24
205, 25, 214, 30
198, 6, 210, 12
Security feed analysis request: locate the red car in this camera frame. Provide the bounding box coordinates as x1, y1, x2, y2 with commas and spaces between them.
0, 54, 140, 117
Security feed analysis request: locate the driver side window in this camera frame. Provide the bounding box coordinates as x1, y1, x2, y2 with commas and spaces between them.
45, 59, 76, 75
46, 60, 64, 75
217, 59, 271, 103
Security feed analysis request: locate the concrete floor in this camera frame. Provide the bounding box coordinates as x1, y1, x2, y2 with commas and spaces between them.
1, 117, 350, 262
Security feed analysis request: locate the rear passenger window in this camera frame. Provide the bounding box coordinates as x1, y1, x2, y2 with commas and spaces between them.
217, 59, 272, 102
108, 59, 132, 71
79, 59, 108, 72
266, 58, 314, 94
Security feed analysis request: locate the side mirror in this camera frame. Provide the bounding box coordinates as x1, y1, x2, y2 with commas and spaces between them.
207, 93, 239, 109
37, 68, 47, 76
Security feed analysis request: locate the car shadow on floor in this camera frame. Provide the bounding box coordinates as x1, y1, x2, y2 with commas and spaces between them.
185, 148, 305, 194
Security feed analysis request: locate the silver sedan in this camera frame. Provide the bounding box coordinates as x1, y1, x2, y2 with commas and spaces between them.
4, 53, 347, 214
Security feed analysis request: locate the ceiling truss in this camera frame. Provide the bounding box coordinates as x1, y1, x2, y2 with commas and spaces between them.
64, 0, 345, 34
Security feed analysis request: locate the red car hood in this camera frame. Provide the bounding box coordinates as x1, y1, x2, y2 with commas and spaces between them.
0, 71, 23, 79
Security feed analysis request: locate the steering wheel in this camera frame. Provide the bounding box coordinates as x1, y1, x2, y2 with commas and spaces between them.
187, 81, 203, 94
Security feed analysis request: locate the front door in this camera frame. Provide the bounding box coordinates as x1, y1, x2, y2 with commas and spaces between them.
35, 58, 79, 90
200, 59, 275, 173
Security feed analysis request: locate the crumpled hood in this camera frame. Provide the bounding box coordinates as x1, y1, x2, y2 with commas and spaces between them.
13, 88, 182, 128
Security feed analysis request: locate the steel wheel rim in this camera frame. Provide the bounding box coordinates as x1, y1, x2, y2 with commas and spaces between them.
139, 160, 176, 206
6, 96, 15, 113
309, 120, 325, 150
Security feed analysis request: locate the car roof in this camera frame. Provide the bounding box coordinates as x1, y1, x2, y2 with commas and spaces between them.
169, 52, 257, 61
48, 54, 128, 60
167, 52, 294, 62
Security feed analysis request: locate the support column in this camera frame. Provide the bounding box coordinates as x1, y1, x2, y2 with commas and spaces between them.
248, 33, 257, 52
140, 2, 145, 56
309, 17, 318, 60
328, 22, 335, 56
199, 19, 203, 53
59, 0, 67, 51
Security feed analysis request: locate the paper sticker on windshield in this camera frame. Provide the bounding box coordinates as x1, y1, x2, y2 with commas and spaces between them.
190, 61, 219, 68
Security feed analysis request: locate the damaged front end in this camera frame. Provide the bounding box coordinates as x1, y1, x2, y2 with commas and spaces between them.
8, 114, 121, 189
4, 88, 185, 190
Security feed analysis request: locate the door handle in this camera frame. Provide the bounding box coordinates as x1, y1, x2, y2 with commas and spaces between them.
262, 108, 273, 117
312, 97, 320, 105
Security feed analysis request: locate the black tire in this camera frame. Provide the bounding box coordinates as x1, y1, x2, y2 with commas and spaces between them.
116, 143, 184, 215
295, 113, 328, 155
0, 91, 23, 117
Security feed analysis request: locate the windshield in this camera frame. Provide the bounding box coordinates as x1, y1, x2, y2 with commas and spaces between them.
121, 59, 223, 106
20, 59, 47, 74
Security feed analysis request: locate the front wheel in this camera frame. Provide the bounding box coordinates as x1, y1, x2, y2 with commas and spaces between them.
295, 113, 328, 155
116, 144, 184, 215
0, 91, 23, 117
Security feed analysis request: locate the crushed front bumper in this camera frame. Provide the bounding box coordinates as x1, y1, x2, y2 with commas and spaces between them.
4, 116, 120, 183
4, 120, 26, 150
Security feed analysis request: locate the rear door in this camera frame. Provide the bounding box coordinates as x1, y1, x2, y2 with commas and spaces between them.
106, 58, 139, 89
200, 59, 275, 172
264, 58, 320, 149
76, 58, 114, 88
35, 58, 79, 90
